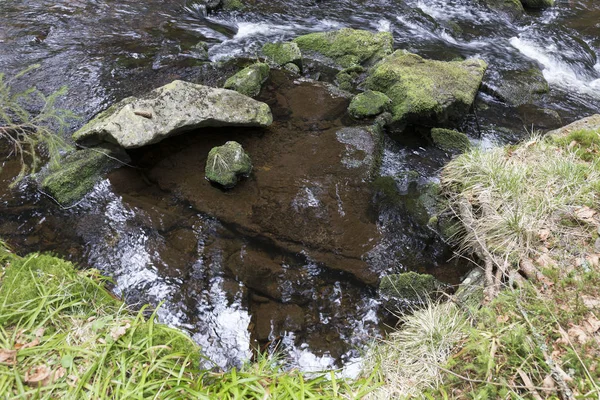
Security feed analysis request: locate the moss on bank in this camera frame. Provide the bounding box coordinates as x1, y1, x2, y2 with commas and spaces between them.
0, 242, 376, 399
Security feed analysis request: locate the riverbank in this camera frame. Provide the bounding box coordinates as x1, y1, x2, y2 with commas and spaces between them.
4, 116, 600, 398
368, 115, 600, 398
0, 241, 376, 399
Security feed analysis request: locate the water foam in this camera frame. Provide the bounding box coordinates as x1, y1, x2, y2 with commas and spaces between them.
510, 36, 600, 99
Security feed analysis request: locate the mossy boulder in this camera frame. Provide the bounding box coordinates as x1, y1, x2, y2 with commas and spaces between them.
365, 50, 487, 127
37, 145, 130, 206
224, 63, 270, 97
348, 91, 392, 119
73, 80, 273, 148
379, 271, 442, 302
205, 141, 252, 188
262, 42, 302, 68
293, 28, 393, 68
520, 0, 554, 9
431, 128, 471, 152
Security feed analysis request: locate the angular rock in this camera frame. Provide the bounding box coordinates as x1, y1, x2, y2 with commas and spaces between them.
348, 91, 391, 119
431, 128, 471, 152
223, 63, 270, 97
366, 51, 487, 127
205, 141, 252, 188
293, 28, 393, 68
262, 42, 302, 68
73, 80, 273, 149
37, 145, 130, 206
479, 0, 524, 18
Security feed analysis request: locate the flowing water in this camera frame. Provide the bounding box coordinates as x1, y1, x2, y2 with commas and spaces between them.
0, 0, 599, 373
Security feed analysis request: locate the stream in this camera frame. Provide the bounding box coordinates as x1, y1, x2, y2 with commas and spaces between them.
1, 0, 599, 373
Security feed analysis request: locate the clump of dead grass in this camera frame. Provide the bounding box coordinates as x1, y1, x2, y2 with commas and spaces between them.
364, 301, 467, 399
441, 133, 600, 297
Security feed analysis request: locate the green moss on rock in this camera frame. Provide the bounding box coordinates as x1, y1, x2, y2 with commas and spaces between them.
431, 128, 471, 152
205, 141, 253, 188
366, 50, 487, 126
37, 145, 130, 206
348, 90, 392, 119
293, 28, 393, 68
222, 0, 244, 10
283, 63, 301, 74
379, 271, 441, 302
224, 63, 270, 97
262, 42, 302, 68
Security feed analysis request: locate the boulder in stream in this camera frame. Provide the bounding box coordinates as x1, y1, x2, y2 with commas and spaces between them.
520, 0, 554, 9
223, 63, 270, 97
37, 145, 130, 206
482, 68, 549, 106
262, 42, 302, 69
478, 0, 524, 19
72, 80, 273, 149
293, 28, 393, 68
366, 51, 487, 127
205, 141, 253, 188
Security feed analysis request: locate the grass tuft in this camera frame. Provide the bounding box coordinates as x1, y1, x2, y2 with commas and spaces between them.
364, 301, 467, 399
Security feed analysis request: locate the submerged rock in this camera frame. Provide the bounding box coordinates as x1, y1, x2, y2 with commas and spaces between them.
224, 63, 270, 98
479, 0, 524, 18
73, 80, 273, 149
293, 28, 393, 68
483, 68, 549, 106
37, 145, 130, 206
189, 41, 209, 61
348, 91, 391, 119
205, 141, 253, 188
520, 0, 554, 9
379, 271, 442, 302
366, 51, 487, 127
148, 71, 387, 285
431, 128, 471, 152
262, 42, 302, 68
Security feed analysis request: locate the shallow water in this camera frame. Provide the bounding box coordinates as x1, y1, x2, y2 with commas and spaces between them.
0, 0, 599, 371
